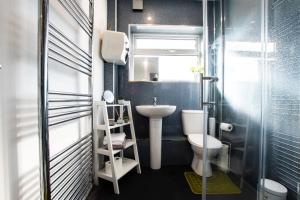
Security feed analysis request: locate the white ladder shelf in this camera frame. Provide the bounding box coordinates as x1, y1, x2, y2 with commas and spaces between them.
94, 100, 141, 194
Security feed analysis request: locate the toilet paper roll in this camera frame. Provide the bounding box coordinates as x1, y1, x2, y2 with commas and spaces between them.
209, 117, 216, 137
220, 123, 233, 132
105, 157, 123, 174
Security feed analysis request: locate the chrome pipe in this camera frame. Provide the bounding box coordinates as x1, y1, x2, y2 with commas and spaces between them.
51, 155, 92, 185
64, 0, 92, 28
49, 48, 92, 72
50, 144, 91, 171
50, 148, 92, 180
49, 23, 91, 57
51, 156, 92, 187
50, 134, 91, 162
49, 39, 92, 67
202, 0, 209, 198
50, 148, 92, 179
48, 91, 92, 97
53, 171, 91, 200
49, 26, 91, 61
48, 109, 92, 119
48, 112, 92, 126
203, 76, 219, 82
51, 160, 92, 199
199, 73, 204, 110
51, 157, 92, 196
50, 139, 91, 164
200, 72, 218, 110
72, 182, 92, 200
48, 99, 92, 102
68, 177, 92, 200
80, 185, 93, 200
68, 0, 92, 24
48, 104, 92, 110
38, 0, 51, 199
49, 55, 92, 76
57, 170, 91, 200
58, 0, 92, 36
60, 0, 92, 32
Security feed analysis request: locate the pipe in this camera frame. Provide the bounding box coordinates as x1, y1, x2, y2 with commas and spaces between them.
112, 0, 118, 96
38, 0, 51, 199
199, 73, 204, 110
202, 0, 209, 199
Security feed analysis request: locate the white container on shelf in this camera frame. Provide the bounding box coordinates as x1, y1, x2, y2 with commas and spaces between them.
105, 157, 123, 174
260, 179, 287, 200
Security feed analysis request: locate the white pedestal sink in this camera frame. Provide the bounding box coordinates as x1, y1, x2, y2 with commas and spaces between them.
136, 105, 176, 169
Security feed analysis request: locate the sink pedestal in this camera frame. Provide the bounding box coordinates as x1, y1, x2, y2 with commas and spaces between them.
149, 118, 162, 169
135, 105, 176, 170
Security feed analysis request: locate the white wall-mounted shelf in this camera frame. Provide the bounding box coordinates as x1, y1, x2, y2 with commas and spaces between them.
93, 100, 141, 194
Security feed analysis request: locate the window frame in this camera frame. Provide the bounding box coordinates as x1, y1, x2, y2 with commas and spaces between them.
129, 29, 202, 82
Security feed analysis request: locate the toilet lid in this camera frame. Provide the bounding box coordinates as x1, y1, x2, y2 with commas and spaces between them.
188, 134, 222, 149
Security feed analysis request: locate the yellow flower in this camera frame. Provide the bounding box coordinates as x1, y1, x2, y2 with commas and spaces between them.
191, 65, 204, 73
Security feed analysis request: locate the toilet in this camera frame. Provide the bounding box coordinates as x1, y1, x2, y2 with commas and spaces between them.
182, 110, 222, 177
260, 179, 287, 200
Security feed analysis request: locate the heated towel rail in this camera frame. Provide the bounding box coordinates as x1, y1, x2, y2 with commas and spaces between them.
39, 0, 94, 199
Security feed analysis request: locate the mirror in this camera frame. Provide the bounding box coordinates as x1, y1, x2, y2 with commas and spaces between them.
129, 24, 203, 82
103, 90, 115, 103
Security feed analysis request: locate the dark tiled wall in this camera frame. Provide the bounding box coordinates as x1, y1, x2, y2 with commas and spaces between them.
105, 0, 206, 166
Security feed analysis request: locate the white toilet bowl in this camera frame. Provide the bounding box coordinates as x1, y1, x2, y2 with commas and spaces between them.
188, 134, 222, 177
182, 110, 222, 177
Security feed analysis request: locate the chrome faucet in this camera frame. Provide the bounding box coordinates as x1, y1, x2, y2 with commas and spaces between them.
153, 97, 157, 106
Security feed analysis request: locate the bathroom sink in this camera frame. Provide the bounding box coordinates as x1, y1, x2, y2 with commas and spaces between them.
135, 105, 176, 170
136, 105, 176, 118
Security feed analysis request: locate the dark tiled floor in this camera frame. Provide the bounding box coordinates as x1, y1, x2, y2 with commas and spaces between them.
88, 166, 257, 200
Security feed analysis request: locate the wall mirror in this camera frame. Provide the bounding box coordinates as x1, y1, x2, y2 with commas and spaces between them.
128, 24, 203, 82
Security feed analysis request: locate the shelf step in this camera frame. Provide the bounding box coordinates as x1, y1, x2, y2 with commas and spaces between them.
105, 104, 128, 107
96, 139, 135, 156
96, 122, 131, 130
96, 158, 138, 181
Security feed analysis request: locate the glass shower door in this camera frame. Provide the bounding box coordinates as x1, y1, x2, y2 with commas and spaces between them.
202, 0, 264, 199
260, 0, 300, 200
203, 0, 300, 199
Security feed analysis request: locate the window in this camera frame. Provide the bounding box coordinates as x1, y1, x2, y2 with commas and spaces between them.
129, 25, 203, 82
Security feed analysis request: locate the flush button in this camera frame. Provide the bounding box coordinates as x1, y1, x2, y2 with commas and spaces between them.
0, 64, 2, 70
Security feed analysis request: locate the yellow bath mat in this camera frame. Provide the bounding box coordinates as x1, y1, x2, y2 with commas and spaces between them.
184, 170, 241, 195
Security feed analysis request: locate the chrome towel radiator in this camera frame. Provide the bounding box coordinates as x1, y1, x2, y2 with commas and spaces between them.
39, 0, 94, 199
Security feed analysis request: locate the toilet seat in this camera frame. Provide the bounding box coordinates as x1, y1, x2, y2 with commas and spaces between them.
188, 134, 222, 149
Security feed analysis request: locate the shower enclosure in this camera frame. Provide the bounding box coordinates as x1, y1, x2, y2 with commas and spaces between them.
201, 0, 300, 199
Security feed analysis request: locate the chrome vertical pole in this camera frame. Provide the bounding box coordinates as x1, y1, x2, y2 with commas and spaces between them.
258, 0, 269, 199
202, 0, 209, 199
199, 73, 204, 110
38, 0, 51, 199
